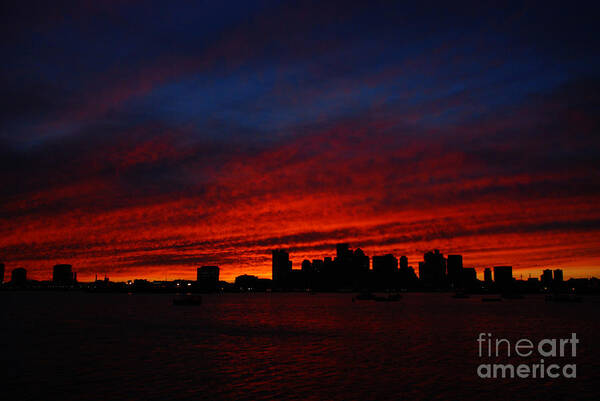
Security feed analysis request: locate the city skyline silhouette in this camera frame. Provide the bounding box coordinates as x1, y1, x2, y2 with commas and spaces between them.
2, 243, 597, 296
2, 2, 599, 401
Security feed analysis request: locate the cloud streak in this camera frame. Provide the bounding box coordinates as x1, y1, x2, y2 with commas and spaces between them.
0, 1, 599, 281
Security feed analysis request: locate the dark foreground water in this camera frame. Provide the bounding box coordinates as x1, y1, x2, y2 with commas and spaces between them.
1, 292, 599, 400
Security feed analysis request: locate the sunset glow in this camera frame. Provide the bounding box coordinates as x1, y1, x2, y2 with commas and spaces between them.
1, 1, 599, 281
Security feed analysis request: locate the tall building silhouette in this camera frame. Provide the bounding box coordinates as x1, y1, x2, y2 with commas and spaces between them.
553, 269, 563, 282
372, 253, 397, 289
493, 266, 513, 290
484, 267, 492, 284
446, 255, 463, 288
541, 269, 553, 287
351, 248, 370, 273
300, 259, 315, 288
331, 244, 369, 289
272, 249, 291, 285
399, 256, 408, 271
53, 264, 75, 285
372, 254, 398, 275
419, 250, 446, 288
197, 266, 220, 291
552, 269, 564, 292
398, 255, 418, 287
323, 256, 333, 281
312, 259, 324, 273
336, 243, 351, 262
462, 267, 477, 285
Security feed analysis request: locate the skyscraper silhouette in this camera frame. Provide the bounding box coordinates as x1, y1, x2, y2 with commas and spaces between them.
312, 259, 324, 273
493, 266, 513, 290
461, 267, 477, 286
399, 256, 408, 271
372, 254, 398, 275
552, 269, 564, 292
301, 259, 313, 273
419, 250, 446, 288
272, 249, 291, 286
372, 253, 398, 289
352, 248, 370, 274
484, 267, 492, 284
398, 256, 418, 288
553, 269, 563, 282
447, 255, 463, 288
541, 269, 553, 287
336, 243, 351, 262
197, 266, 220, 291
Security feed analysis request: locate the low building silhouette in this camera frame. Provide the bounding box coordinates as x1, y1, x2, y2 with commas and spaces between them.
0, 262, 4, 284
526, 277, 540, 292
11, 268, 27, 286
133, 279, 150, 289
234, 274, 271, 291
53, 264, 75, 285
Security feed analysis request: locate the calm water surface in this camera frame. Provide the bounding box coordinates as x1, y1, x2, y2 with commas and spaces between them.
2, 292, 599, 400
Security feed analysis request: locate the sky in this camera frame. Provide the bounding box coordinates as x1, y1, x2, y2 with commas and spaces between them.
1, 0, 599, 282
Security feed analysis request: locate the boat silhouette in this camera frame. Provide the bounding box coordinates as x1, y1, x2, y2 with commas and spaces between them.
481, 297, 502, 302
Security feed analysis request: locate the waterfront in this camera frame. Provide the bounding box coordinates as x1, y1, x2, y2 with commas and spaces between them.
2, 292, 599, 400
